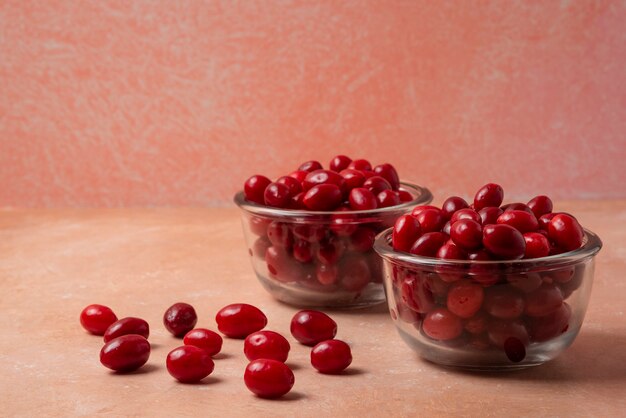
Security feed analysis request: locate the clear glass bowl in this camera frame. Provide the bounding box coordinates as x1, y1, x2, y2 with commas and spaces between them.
234, 183, 433, 308
374, 228, 602, 370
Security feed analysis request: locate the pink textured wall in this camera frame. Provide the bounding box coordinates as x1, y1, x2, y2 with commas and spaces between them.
1, 1, 625, 207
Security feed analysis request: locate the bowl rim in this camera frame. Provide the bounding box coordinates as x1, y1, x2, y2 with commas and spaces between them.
374, 227, 602, 268
233, 181, 433, 217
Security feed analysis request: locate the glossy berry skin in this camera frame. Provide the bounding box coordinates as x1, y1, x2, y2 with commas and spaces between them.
482, 224, 526, 260
527, 303, 571, 342
377, 190, 400, 208
446, 281, 484, 318
100, 335, 150, 372
311, 339, 353, 374
450, 219, 483, 250
414, 208, 445, 233
330, 155, 352, 172
411, 205, 440, 218
244, 359, 295, 399
216, 303, 267, 339
340, 255, 372, 291
373, 163, 400, 190
393, 214, 422, 252
303, 169, 345, 192
163, 303, 198, 338
348, 187, 378, 210
398, 189, 413, 202
244, 175, 272, 205
183, 328, 223, 356
410, 232, 449, 257
478, 206, 503, 226
441, 196, 469, 220
293, 240, 313, 263
523, 232, 550, 259
348, 159, 372, 171
501, 202, 533, 214
290, 310, 337, 346
363, 176, 392, 195
276, 176, 302, 197
527, 195, 553, 218
104, 317, 149, 343
264, 182, 292, 208
538, 212, 558, 230
298, 160, 323, 172
474, 183, 504, 210
244, 330, 291, 362
288, 170, 308, 184
339, 169, 366, 189
80, 304, 117, 335
548, 214, 584, 252
436, 241, 467, 261
401, 274, 435, 313
303, 184, 343, 211
422, 308, 463, 341
497, 210, 539, 233
450, 208, 481, 225
166, 345, 215, 383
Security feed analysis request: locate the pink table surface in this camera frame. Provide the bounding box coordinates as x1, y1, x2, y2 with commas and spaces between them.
1, 201, 624, 417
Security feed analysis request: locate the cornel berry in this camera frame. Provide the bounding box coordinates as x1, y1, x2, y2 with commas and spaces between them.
163, 303, 198, 338
216, 303, 267, 338
290, 310, 338, 346
242, 156, 419, 298
244, 359, 295, 398
100, 334, 150, 372
80, 304, 118, 335
166, 345, 215, 383
389, 183, 587, 363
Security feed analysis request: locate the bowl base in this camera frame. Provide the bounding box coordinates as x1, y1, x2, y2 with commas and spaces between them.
256, 274, 385, 309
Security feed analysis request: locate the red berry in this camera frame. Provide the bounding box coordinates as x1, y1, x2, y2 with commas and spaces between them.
450, 219, 483, 250
410, 232, 448, 257
501, 202, 533, 214
303, 169, 345, 192
527, 195, 553, 218
303, 184, 342, 211
411, 205, 440, 217
450, 208, 481, 225
340, 255, 372, 291
487, 318, 529, 349
482, 224, 526, 260
441, 196, 469, 220
414, 208, 445, 233
316, 263, 339, 286
507, 272, 543, 293
311, 339, 352, 374
266, 221, 293, 248
401, 273, 435, 313
163, 303, 198, 338
329, 155, 352, 172
527, 303, 571, 342
548, 214, 584, 252
244, 330, 291, 362
100, 335, 150, 372
276, 176, 302, 196
436, 241, 467, 261
377, 190, 400, 208
104, 317, 149, 343
244, 175, 272, 205
293, 240, 313, 263
483, 287, 524, 319
348, 187, 378, 210
392, 214, 422, 252
216, 303, 267, 339
244, 359, 295, 398
523, 232, 550, 258
290, 310, 337, 346
348, 159, 372, 171
183, 328, 223, 356
398, 188, 413, 202
166, 345, 214, 383
265, 246, 299, 282
288, 170, 308, 183
524, 284, 563, 317
363, 176, 392, 195
497, 210, 539, 233
464, 311, 488, 334
446, 281, 484, 318
264, 182, 291, 208
474, 183, 504, 210
348, 227, 376, 252
478, 206, 503, 226
80, 304, 117, 335
373, 163, 400, 190
298, 160, 323, 172
423, 308, 463, 341
339, 169, 366, 190
538, 212, 558, 230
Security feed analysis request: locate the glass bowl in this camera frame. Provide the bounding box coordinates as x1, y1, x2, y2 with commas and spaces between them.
234, 182, 433, 308
374, 228, 602, 370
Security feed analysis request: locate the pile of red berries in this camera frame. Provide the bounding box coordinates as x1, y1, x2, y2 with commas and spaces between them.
388, 183, 587, 362
243, 156, 413, 211
243, 156, 419, 296
80, 302, 352, 398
